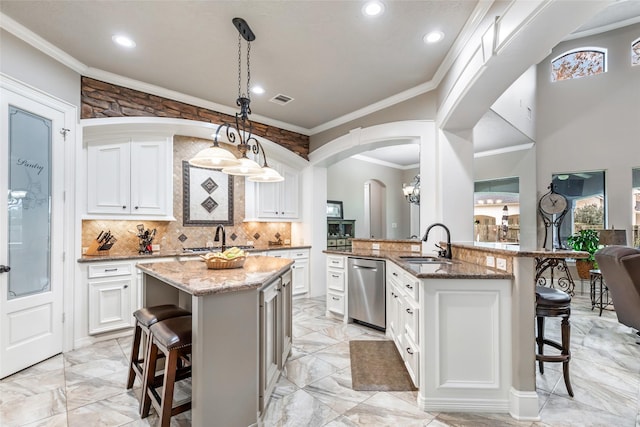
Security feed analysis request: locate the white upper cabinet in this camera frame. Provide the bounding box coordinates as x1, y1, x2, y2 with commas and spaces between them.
85, 135, 173, 219
245, 159, 300, 221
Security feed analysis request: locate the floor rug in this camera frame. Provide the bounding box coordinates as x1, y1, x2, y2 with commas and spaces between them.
349, 340, 417, 391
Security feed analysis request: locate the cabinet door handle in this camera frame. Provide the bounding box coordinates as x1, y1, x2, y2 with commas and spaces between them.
392, 272, 398, 277
104, 268, 118, 272
0, 265, 10, 273
331, 274, 340, 278
332, 296, 340, 301
406, 284, 413, 290
134, 206, 139, 210
123, 285, 128, 289
122, 205, 127, 209
406, 347, 414, 355
406, 308, 413, 315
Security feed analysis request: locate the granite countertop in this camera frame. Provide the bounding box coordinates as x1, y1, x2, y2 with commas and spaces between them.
324, 248, 513, 279
77, 245, 311, 263
448, 242, 589, 258
136, 256, 294, 296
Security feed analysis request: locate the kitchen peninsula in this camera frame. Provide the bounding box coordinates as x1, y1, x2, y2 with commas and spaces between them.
137, 255, 293, 426
325, 238, 587, 420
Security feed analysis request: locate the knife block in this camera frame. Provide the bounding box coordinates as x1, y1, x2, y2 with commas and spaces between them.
85, 240, 109, 256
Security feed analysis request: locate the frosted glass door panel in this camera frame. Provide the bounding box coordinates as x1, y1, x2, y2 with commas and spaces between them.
8, 106, 51, 299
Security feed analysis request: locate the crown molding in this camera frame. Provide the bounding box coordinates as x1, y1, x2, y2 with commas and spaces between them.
0, 13, 87, 73
474, 142, 534, 158
563, 15, 640, 41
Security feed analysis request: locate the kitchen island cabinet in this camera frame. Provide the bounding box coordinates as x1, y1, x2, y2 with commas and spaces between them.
324, 243, 587, 421
136, 256, 293, 426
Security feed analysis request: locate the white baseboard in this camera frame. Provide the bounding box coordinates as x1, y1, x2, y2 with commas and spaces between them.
509, 387, 540, 421
417, 395, 510, 413
74, 328, 134, 350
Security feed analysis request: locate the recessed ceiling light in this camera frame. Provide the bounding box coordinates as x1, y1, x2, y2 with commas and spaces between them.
362, 1, 385, 17
251, 85, 265, 95
112, 34, 136, 48
423, 31, 444, 44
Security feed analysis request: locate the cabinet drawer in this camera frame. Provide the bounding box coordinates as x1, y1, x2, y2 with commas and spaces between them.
327, 239, 337, 247
268, 250, 290, 259
336, 239, 346, 246
327, 292, 345, 315
290, 249, 309, 259
88, 262, 132, 278
327, 255, 345, 269
403, 275, 419, 302
327, 269, 345, 292
404, 299, 420, 345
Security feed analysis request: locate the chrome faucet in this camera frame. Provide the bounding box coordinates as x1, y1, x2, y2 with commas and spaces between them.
214, 225, 226, 252
422, 223, 452, 259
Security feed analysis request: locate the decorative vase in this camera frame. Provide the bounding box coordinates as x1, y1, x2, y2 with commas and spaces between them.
575, 259, 595, 280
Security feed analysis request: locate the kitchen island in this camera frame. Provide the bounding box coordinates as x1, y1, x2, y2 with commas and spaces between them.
137, 255, 293, 427
325, 241, 587, 421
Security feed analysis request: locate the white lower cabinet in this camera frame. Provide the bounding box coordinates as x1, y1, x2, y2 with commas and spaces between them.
87, 262, 134, 335
265, 248, 310, 296
386, 261, 420, 387
326, 255, 347, 319
84, 257, 175, 336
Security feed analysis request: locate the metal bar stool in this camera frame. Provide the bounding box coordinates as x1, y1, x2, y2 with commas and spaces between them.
535, 285, 574, 397
127, 305, 191, 390
141, 315, 192, 427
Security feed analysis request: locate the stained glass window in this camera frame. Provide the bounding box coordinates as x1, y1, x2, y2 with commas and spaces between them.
551, 48, 607, 82
632, 38, 640, 66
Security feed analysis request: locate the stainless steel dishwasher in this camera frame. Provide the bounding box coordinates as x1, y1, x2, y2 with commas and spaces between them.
348, 257, 386, 330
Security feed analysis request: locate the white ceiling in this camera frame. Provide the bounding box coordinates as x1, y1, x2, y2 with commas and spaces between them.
0, 0, 478, 133
1, 0, 638, 165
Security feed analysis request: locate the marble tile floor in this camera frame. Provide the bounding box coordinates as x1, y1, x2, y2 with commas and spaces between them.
1, 294, 639, 426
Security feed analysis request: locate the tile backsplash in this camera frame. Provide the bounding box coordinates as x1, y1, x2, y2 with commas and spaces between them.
81, 135, 291, 255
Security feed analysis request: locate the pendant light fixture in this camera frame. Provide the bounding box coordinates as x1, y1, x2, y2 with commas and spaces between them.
189, 18, 283, 181
402, 175, 420, 205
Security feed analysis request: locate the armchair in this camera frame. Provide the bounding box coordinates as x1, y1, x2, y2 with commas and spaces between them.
595, 245, 640, 332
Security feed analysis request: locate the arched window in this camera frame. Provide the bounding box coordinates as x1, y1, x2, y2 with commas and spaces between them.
551, 47, 607, 82
632, 37, 640, 66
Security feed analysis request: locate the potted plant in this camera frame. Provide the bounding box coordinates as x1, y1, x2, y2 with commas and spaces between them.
566, 229, 600, 279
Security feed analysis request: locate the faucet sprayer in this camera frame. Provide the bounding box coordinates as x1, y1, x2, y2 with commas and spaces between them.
422, 223, 452, 259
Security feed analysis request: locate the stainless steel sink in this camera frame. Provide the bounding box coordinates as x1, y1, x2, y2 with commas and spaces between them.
398, 256, 452, 264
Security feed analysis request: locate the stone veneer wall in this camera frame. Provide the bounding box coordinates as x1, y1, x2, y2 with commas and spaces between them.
81, 135, 291, 255
81, 76, 309, 160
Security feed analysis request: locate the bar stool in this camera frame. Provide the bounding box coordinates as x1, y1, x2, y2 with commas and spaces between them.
141, 315, 192, 426
126, 305, 191, 390
535, 285, 574, 397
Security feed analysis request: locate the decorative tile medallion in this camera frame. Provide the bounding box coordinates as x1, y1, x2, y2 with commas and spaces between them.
200, 177, 218, 194
230, 233, 238, 241
201, 197, 218, 213
178, 234, 188, 242
253, 233, 261, 240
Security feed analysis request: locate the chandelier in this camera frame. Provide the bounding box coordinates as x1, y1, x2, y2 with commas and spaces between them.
189, 18, 283, 182
402, 175, 420, 205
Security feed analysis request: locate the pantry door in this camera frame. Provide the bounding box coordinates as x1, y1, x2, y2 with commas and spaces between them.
0, 83, 68, 378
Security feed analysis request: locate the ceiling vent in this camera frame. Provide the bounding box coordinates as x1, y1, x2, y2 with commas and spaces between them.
269, 93, 294, 105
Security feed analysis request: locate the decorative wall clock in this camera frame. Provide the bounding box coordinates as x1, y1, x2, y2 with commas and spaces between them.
538, 183, 569, 249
